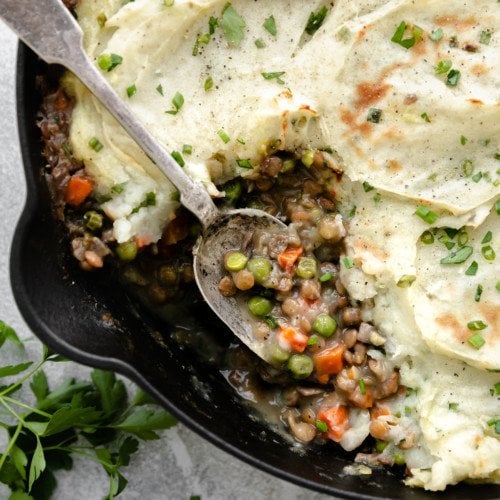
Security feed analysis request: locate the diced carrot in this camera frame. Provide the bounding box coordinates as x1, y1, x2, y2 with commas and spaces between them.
277, 326, 308, 353
135, 236, 152, 249
317, 405, 349, 442
277, 246, 303, 272
313, 344, 345, 384
65, 176, 94, 206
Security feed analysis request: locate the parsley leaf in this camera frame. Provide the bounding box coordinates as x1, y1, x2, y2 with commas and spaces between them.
263, 15, 277, 36
305, 6, 328, 35
221, 3, 246, 48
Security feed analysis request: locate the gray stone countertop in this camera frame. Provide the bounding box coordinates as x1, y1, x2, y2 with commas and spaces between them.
0, 20, 338, 500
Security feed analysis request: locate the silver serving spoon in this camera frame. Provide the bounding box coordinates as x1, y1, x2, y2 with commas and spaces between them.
0, 0, 286, 363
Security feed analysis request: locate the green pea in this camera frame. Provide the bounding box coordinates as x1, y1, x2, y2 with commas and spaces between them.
313, 314, 337, 337
83, 211, 103, 231
269, 344, 290, 364
301, 149, 315, 167
248, 296, 273, 317
247, 257, 272, 284
295, 257, 317, 279
394, 454, 406, 466
288, 354, 314, 379
375, 440, 388, 453
225, 251, 248, 272
116, 241, 138, 262
282, 158, 296, 173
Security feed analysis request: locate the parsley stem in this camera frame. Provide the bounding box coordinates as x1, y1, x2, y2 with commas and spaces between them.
0, 358, 46, 398
2, 395, 52, 419
0, 419, 23, 473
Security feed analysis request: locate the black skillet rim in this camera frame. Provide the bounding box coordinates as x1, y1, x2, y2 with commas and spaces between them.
10, 42, 500, 500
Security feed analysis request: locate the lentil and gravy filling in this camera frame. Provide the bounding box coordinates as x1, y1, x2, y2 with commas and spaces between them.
38, 85, 419, 470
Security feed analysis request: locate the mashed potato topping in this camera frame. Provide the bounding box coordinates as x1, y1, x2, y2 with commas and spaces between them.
66, 0, 499, 490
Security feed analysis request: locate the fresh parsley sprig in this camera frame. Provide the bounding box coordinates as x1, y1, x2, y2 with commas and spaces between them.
0, 320, 176, 499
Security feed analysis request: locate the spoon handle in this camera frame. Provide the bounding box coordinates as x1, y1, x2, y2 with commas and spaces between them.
0, 0, 219, 229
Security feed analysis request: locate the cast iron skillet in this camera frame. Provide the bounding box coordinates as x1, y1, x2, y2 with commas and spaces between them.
10, 43, 500, 500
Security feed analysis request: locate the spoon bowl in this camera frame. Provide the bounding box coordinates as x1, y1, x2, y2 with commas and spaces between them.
194, 209, 286, 363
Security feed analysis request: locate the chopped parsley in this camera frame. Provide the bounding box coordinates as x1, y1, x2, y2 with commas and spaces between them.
97, 53, 123, 72
132, 192, 156, 213
156, 83, 164, 96
261, 71, 286, 84
343, 256, 354, 269
126, 84, 137, 98
397, 275, 416, 288
171, 151, 185, 167
319, 272, 333, 282
373, 193, 382, 203
441, 245, 473, 265
460, 135, 468, 145
166, 92, 184, 115
435, 59, 452, 75
236, 159, 253, 169
482, 245, 496, 261
468, 333, 485, 350
420, 231, 434, 244
367, 108, 382, 123
182, 144, 193, 155
462, 159, 474, 176
362, 181, 375, 192
265, 315, 278, 329
391, 21, 423, 49
88, 137, 104, 152
446, 69, 461, 86
475, 284, 483, 303
471, 172, 483, 183
448, 403, 458, 411
429, 28, 444, 41
479, 30, 492, 45
255, 38, 266, 48
204, 76, 214, 91
263, 15, 277, 36
482, 231, 493, 244
415, 205, 438, 224
111, 182, 127, 194
220, 3, 246, 48
465, 261, 478, 276
421, 112, 431, 123
217, 129, 231, 143
467, 320, 488, 331
359, 378, 366, 395
305, 6, 328, 36
487, 419, 500, 435
315, 419, 328, 433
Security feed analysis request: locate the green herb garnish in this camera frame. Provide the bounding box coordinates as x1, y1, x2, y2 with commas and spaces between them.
171, 151, 185, 167
415, 206, 438, 224
97, 53, 123, 72
88, 137, 104, 152
263, 15, 277, 36
305, 6, 328, 35
446, 69, 461, 86
468, 333, 485, 349
220, 3, 246, 48
0, 321, 176, 498
440, 246, 473, 265
261, 71, 286, 84
126, 84, 137, 98
391, 21, 423, 49
166, 92, 184, 115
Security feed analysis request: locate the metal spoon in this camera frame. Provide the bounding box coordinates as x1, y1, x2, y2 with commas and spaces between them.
0, 0, 286, 363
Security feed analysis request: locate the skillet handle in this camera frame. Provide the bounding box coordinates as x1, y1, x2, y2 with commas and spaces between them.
0, 0, 220, 230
